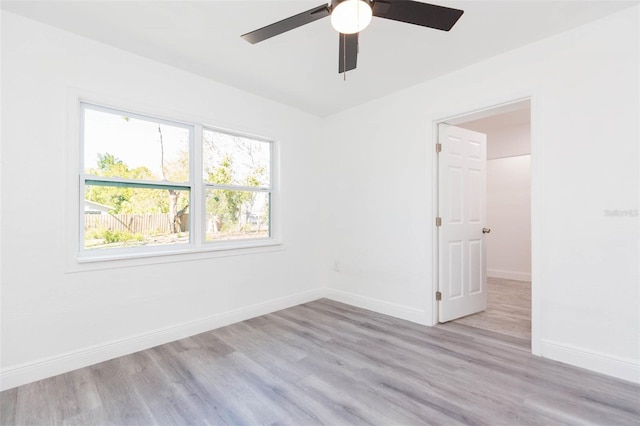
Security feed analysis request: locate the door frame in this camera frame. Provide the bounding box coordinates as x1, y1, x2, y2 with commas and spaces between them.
430, 95, 541, 356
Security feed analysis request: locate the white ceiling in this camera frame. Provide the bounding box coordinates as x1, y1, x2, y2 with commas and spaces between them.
2, 1, 636, 117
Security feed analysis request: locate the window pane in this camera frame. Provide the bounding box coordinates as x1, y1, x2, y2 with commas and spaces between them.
83, 107, 190, 183
84, 184, 189, 250
205, 189, 269, 241
203, 129, 270, 187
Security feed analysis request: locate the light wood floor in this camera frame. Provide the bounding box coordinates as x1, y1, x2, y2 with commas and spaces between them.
450, 277, 531, 342
2, 299, 639, 425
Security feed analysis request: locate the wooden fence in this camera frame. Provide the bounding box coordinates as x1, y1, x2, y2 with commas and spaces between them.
84, 213, 189, 234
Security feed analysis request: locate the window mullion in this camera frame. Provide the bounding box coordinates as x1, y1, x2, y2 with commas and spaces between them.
193, 124, 204, 247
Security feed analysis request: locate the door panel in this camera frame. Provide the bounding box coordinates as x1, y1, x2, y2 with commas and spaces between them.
449, 166, 463, 222
469, 240, 482, 294
449, 241, 463, 298
438, 124, 488, 322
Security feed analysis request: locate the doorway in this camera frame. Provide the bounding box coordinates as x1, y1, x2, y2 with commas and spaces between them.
435, 99, 533, 346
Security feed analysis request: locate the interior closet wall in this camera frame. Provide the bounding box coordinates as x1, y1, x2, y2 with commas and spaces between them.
460, 111, 531, 281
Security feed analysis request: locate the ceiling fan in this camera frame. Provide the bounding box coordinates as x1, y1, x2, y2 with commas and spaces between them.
241, 0, 464, 74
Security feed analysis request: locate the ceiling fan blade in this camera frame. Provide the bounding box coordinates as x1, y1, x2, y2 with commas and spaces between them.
241, 4, 330, 44
339, 33, 359, 73
373, 1, 464, 31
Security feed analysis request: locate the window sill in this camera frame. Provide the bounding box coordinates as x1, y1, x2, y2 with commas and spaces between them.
69, 239, 284, 273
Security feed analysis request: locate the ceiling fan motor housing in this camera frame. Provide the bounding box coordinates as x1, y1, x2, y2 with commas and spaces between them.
331, 0, 373, 8
330, 0, 374, 34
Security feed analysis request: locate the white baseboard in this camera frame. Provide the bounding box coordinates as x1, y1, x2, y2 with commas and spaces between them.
541, 339, 640, 384
324, 288, 430, 325
487, 269, 531, 281
6, 289, 636, 391
0, 288, 324, 391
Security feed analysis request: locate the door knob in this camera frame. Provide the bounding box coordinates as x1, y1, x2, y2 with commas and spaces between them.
482, 228, 491, 234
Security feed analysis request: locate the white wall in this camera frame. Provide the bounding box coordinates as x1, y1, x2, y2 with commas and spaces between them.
323, 6, 639, 382
0, 11, 327, 389
460, 118, 532, 281
486, 155, 531, 281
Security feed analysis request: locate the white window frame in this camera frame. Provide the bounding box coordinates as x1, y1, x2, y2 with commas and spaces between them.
75, 100, 281, 267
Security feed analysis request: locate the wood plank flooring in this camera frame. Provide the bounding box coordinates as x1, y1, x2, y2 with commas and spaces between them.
450, 277, 531, 342
2, 299, 639, 425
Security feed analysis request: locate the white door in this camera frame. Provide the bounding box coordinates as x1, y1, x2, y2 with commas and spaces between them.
438, 124, 488, 322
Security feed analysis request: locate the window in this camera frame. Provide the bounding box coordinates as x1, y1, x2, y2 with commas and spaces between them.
80, 102, 275, 259
203, 129, 272, 242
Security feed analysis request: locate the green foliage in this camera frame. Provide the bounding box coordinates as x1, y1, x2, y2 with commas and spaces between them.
86, 228, 143, 244
207, 156, 244, 229
206, 154, 268, 232
245, 165, 266, 187
85, 151, 189, 215
86, 152, 162, 214
207, 155, 241, 222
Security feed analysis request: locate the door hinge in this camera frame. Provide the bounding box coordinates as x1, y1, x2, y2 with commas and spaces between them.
435, 217, 442, 227
435, 143, 442, 153
436, 291, 442, 301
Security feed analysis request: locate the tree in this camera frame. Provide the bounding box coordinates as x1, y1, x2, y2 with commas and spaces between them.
206, 149, 268, 234
156, 125, 188, 233
207, 155, 243, 231
86, 153, 163, 214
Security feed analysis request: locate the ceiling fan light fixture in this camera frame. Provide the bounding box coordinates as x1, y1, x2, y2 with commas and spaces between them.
331, 0, 373, 34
